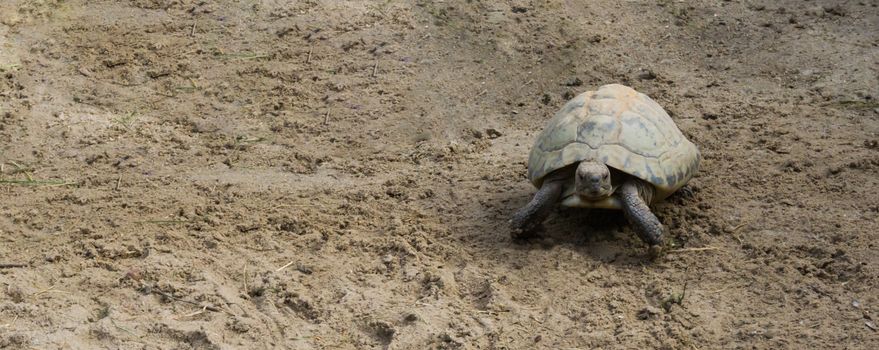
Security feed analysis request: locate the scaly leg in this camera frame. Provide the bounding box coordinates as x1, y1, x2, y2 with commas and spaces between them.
510, 175, 565, 239
619, 179, 664, 256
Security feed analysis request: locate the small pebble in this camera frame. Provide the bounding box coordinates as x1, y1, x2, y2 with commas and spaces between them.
637, 306, 662, 320
564, 77, 583, 86
638, 70, 657, 80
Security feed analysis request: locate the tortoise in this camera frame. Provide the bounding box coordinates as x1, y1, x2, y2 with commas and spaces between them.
511, 84, 700, 255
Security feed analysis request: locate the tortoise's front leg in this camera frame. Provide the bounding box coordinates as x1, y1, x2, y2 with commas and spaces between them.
510, 177, 564, 239
619, 179, 664, 256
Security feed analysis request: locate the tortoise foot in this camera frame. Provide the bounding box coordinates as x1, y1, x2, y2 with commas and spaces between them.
647, 244, 663, 260
510, 221, 544, 241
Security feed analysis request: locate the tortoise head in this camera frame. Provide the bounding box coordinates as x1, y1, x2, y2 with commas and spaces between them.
575, 161, 613, 200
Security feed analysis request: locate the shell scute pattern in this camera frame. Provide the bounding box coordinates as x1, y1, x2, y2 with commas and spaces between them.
618, 111, 665, 158
526, 84, 700, 204
577, 114, 618, 149
536, 93, 590, 153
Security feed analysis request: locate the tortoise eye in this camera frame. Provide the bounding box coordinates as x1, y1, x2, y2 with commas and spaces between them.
603, 173, 609, 179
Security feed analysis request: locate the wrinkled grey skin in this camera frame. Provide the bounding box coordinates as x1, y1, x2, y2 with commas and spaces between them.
511, 161, 664, 256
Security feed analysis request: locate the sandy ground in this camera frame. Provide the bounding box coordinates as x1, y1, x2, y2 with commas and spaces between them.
1, 0, 877, 349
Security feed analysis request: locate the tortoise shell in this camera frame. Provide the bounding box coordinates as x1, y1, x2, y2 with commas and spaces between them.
527, 84, 700, 208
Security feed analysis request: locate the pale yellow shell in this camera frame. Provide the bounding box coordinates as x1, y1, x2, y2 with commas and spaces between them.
527, 84, 700, 207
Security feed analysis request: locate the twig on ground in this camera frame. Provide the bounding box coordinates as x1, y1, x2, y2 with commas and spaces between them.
111, 319, 137, 336
180, 306, 208, 318
730, 222, 748, 244
32, 285, 67, 297
133, 220, 190, 225
243, 262, 249, 295
668, 246, 721, 253
1, 315, 20, 328
0, 179, 76, 186
276, 261, 295, 272
0, 263, 28, 269
148, 288, 223, 313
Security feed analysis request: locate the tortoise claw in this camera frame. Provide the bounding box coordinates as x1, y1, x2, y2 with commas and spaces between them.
510, 221, 543, 240
647, 244, 663, 260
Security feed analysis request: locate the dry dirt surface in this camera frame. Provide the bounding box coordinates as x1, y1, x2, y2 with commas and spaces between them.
1, 0, 878, 349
